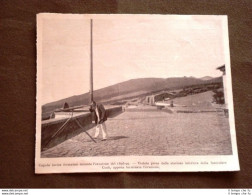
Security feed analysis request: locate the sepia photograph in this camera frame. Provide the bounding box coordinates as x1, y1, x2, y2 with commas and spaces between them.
36, 14, 239, 173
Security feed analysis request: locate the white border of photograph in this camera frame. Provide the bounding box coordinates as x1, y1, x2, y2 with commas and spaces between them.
35, 14, 239, 173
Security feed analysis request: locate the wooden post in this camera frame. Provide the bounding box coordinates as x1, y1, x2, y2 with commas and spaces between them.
90, 19, 93, 103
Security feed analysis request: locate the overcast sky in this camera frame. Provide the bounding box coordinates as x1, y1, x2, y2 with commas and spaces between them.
40, 14, 227, 104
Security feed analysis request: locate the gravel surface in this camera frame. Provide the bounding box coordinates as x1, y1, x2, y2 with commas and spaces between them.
41, 107, 232, 158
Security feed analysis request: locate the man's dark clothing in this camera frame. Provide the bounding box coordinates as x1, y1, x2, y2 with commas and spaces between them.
89, 103, 107, 124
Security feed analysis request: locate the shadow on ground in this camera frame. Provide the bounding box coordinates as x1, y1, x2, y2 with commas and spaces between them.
108, 136, 129, 140
109, 116, 169, 120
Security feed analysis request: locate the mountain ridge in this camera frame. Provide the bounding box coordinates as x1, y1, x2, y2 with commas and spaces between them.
42, 76, 222, 116
199, 76, 214, 80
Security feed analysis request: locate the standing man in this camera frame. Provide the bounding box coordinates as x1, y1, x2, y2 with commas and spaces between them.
89, 101, 108, 140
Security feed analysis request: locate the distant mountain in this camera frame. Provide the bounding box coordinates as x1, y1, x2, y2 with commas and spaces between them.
200, 76, 214, 80
42, 76, 222, 117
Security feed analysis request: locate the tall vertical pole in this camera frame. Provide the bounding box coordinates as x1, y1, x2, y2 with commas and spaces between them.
90, 19, 93, 102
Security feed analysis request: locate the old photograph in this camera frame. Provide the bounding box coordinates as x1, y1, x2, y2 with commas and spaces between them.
36, 14, 239, 173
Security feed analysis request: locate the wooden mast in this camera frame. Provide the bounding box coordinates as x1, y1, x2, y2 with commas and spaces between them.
90, 19, 93, 103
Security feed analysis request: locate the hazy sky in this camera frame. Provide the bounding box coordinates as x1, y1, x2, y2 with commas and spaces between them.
40, 14, 227, 104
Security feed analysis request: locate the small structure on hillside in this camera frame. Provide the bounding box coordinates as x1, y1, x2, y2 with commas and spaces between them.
216, 64, 228, 117
63, 102, 70, 109
216, 64, 227, 105
144, 92, 174, 106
